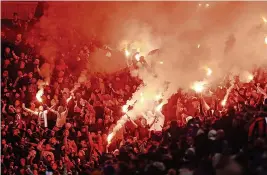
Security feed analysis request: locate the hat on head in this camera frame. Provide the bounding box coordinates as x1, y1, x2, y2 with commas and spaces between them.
196, 129, 204, 136
185, 116, 193, 123
208, 130, 217, 140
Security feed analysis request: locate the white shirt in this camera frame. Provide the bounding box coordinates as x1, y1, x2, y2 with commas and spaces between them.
23, 107, 48, 127
38, 110, 48, 128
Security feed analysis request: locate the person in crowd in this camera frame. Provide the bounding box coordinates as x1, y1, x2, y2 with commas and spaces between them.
11, 12, 22, 31
22, 103, 48, 128
47, 105, 68, 128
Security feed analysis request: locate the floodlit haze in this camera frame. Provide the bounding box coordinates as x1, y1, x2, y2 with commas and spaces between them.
34, 1, 267, 117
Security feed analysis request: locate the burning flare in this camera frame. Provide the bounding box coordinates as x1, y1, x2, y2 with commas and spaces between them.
107, 133, 114, 145
265, 36, 267, 45
221, 99, 227, 106
135, 53, 141, 61
247, 74, 254, 82
221, 83, 235, 107
262, 16, 267, 23
125, 49, 130, 57
155, 94, 162, 101
36, 88, 44, 102
192, 81, 206, 93
205, 67, 212, 76
122, 105, 128, 113
156, 102, 164, 112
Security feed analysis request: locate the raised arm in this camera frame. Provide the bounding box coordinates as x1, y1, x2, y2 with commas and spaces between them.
47, 105, 58, 115
2, 103, 7, 114
37, 139, 46, 151
257, 86, 267, 97
22, 103, 38, 116
142, 112, 149, 121
126, 115, 138, 128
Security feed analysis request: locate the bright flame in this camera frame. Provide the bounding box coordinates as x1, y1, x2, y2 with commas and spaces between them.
205, 67, 212, 76
135, 53, 141, 61
122, 105, 128, 113
36, 88, 44, 102
191, 81, 206, 93
247, 74, 254, 81
107, 133, 114, 145
262, 16, 267, 23
198, 4, 202, 7
221, 84, 235, 107
140, 93, 145, 103
221, 99, 226, 106
156, 102, 164, 112
67, 96, 72, 103
155, 94, 162, 101
205, 4, 210, 7
125, 50, 130, 57
265, 36, 267, 45
159, 61, 164, 64
197, 44, 200, 48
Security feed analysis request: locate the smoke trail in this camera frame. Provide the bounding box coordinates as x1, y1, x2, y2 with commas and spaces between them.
221, 83, 235, 107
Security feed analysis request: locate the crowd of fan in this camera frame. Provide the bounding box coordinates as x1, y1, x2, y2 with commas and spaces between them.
2, 12, 267, 175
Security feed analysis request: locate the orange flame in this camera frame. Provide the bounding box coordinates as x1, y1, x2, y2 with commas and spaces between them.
221, 99, 226, 106
125, 49, 130, 57
135, 53, 141, 61
262, 16, 267, 23
192, 81, 206, 93
205, 67, 212, 76
247, 74, 254, 81
156, 102, 164, 112
107, 133, 114, 145
36, 88, 44, 102
221, 84, 235, 107
122, 105, 128, 113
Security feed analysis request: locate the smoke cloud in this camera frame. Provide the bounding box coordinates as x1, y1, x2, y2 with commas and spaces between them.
33, 2, 267, 140
35, 1, 267, 109
36, 1, 267, 79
